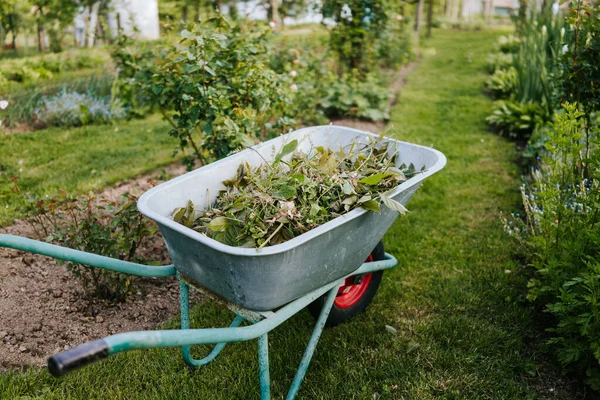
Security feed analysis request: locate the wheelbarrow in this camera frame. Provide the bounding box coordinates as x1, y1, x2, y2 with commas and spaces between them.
0, 126, 446, 399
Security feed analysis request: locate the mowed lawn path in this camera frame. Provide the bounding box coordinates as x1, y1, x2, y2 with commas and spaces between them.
1, 29, 571, 399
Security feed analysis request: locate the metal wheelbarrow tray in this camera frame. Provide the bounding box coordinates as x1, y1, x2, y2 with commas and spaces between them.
137, 125, 446, 311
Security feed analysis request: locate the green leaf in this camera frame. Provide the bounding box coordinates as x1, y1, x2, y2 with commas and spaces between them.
310, 203, 321, 217
359, 173, 390, 185
274, 184, 296, 199
361, 200, 381, 213
381, 194, 408, 214
274, 140, 298, 163
204, 65, 217, 76
342, 181, 355, 195
207, 216, 229, 232
292, 173, 305, 183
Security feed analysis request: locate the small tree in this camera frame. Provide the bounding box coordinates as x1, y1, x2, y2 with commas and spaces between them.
114, 16, 294, 169
557, 0, 600, 168
321, 0, 390, 76
0, 0, 30, 50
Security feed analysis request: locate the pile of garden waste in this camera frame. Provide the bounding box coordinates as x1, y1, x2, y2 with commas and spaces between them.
172, 137, 420, 249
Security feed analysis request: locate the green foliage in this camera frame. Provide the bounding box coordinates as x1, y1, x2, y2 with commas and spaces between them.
321, 0, 392, 76
485, 67, 517, 99
0, 73, 115, 128
173, 137, 416, 248
486, 99, 546, 139
556, 2, 600, 118
484, 6, 564, 141
321, 72, 391, 121
494, 34, 520, 54
0, 0, 30, 48
506, 103, 600, 389
0, 50, 109, 85
26, 192, 158, 300
486, 52, 513, 74
110, 35, 169, 118
117, 16, 294, 169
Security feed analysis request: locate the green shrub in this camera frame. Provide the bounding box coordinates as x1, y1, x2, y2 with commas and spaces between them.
35, 90, 125, 127
117, 16, 294, 168
486, 52, 513, 74
494, 34, 520, 54
506, 103, 600, 389
485, 67, 517, 99
321, 72, 391, 121
27, 192, 158, 301
486, 99, 546, 139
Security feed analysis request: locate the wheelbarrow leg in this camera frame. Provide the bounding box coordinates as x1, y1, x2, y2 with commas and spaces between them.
285, 286, 337, 400
258, 333, 271, 399
179, 280, 243, 367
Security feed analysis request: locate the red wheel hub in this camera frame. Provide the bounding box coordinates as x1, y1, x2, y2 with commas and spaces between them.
334, 255, 374, 309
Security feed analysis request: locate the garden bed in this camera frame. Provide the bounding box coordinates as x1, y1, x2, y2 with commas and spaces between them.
0, 163, 196, 371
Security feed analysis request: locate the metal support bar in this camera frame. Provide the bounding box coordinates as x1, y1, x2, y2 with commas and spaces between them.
258, 334, 270, 400
0, 234, 176, 277
48, 254, 398, 380
285, 286, 338, 400
179, 281, 244, 367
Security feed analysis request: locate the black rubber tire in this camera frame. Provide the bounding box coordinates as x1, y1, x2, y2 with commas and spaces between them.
308, 241, 385, 327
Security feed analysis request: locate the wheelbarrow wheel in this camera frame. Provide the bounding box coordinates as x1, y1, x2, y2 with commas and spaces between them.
308, 241, 385, 327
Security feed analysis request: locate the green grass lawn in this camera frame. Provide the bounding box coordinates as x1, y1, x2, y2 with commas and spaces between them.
0, 29, 571, 399
0, 115, 178, 226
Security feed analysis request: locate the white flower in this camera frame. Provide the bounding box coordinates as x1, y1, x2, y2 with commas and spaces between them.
290, 70, 297, 77
562, 44, 569, 54
552, 2, 559, 15
290, 84, 298, 91
0, 100, 8, 110
269, 21, 276, 29
341, 4, 352, 19
396, 15, 403, 21
541, 25, 547, 35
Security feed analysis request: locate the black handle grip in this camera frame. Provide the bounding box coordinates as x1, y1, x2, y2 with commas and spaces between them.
48, 339, 109, 377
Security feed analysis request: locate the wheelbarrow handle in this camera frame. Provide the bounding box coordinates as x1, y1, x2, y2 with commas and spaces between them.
48, 339, 109, 377
0, 234, 176, 277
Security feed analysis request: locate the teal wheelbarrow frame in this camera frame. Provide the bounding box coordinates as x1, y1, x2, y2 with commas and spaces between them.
0, 234, 397, 400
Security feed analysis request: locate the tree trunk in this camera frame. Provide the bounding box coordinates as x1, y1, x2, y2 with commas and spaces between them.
182, 5, 188, 22
427, 0, 434, 37
414, 0, 425, 34
37, 24, 45, 52
87, 2, 100, 47
271, 0, 279, 25
194, 1, 201, 21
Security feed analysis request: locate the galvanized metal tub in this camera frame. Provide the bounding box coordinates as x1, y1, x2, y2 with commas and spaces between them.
138, 126, 446, 311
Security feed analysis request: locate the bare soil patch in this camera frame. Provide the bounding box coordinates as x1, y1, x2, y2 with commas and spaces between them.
0, 163, 201, 371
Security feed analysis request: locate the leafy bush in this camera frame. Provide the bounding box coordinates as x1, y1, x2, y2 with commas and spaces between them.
486, 99, 546, 139
118, 16, 294, 169
486, 52, 513, 74
506, 103, 600, 389
35, 90, 125, 127
321, 72, 391, 121
1, 50, 108, 85
556, 2, 600, 166
321, 0, 391, 76
27, 192, 158, 301
494, 34, 520, 54
485, 67, 517, 99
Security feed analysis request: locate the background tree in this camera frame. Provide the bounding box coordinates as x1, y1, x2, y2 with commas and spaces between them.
0, 0, 30, 50
321, 0, 390, 76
